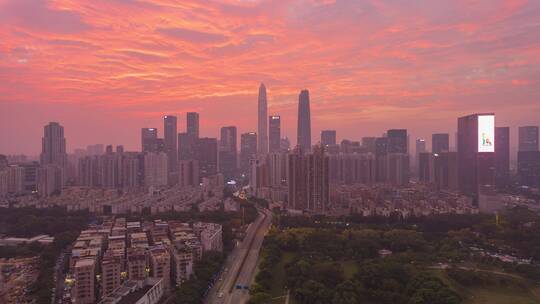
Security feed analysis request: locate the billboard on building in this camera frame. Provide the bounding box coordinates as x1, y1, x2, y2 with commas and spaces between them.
478, 115, 495, 152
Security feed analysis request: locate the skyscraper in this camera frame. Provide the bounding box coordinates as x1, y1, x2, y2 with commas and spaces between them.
416, 139, 426, 155
375, 137, 388, 182
178, 133, 196, 161
387, 129, 408, 154
432, 133, 450, 154
361, 137, 377, 154
321, 130, 337, 147
258, 84, 268, 154
458, 113, 496, 200
219, 126, 237, 180
415, 139, 426, 176
187, 112, 199, 139
297, 90, 312, 152
240, 132, 257, 176
163, 116, 178, 178
40, 122, 68, 171
196, 138, 218, 178
40, 122, 67, 191
269, 116, 281, 153
519, 126, 539, 152
141, 128, 158, 152
495, 127, 510, 188
288, 145, 329, 212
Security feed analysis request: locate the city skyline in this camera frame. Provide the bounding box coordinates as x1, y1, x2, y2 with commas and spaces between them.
1, 0, 540, 155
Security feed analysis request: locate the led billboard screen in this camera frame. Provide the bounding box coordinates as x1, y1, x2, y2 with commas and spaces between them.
478, 115, 495, 152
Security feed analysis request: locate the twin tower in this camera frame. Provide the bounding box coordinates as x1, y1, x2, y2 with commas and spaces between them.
257, 83, 311, 154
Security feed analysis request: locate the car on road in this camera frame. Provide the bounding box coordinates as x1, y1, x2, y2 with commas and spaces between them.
218, 292, 224, 298
235, 284, 242, 289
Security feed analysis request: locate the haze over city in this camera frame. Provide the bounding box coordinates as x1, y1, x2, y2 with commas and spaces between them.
2, 2, 540, 304
1, 0, 540, 155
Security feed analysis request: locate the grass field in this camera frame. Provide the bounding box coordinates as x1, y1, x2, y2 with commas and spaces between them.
431, 269, 540, 304
463, 288, 540, 304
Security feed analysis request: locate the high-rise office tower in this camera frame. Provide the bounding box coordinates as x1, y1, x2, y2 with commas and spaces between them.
415, 139, 427, 176
432, 133, 450, 154
418, 152, 433, 182
269, 116, 281, 153
164, 115, 178, 177
519, 126, 539, 152
40, 122, 67, 175
240, 132, 257, 176
219, 126, 237, 180
518, 126, 540, 186
495, 127, 510, 187
416, 139, 426, 155
321, 130, 337, 147
518, 151, 540, 186
375, 137, 388, 182
362, 137, 377, 154
385, 130, 409, 185
387, 129, 408, 154
187, 112, 199, 138
258, 84, 268, 154
297, 90, 312, 152
280, 137, 291, 153
458, 113, 496, 200
196, 138, 218, 178
0, 155, 7, 170
141, 128, 158, 152
178, 133, 196, 161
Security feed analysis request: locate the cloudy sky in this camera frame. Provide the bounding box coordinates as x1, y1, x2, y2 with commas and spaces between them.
1, 0, 539, 155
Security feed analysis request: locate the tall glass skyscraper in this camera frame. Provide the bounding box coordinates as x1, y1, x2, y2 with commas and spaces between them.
297, 89, 311, 152
269, 115, 281, 153
258, 83, 268, 154
163, 115, 177, 175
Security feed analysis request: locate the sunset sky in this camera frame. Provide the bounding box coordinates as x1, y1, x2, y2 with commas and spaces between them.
1, 0, 539, 156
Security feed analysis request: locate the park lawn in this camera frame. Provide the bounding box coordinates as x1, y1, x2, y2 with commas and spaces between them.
463, 287, 540, 304
431, 269, 540, 304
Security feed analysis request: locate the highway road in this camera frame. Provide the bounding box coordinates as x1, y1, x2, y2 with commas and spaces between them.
204, 208, 273, 304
